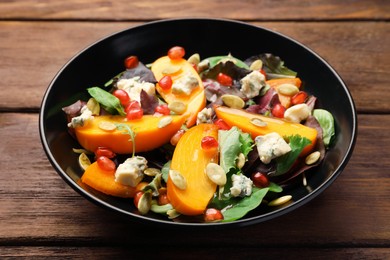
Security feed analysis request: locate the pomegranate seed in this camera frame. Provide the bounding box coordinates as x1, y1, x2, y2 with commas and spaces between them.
158, 75, 173, 91
201, 136, 218, 150
95, 147, 116, 159
170, 129, 186, 146
214, 119, 231, 130
251, 172, 270, 188
168, 46, 185, 60
291, 91, 308, 105
272, 103, 286, 118
260, 69, 267, 79
126, 108, 143, 120
96, 156, 116, 171
204, 208, 224, 222
158, 189, 170, 205
124, 55, 139, 69
112, 89, 130, 106
155, 104, 170, 115
217, 73, 233, 86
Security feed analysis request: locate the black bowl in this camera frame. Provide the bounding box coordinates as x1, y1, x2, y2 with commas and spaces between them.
39, 18, 357, 228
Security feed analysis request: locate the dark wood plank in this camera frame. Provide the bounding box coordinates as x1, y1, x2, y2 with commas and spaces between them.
0, 21, 389, 112
0, 113, 389, 246
0, 0, 388, 21
0, 247, 389, 259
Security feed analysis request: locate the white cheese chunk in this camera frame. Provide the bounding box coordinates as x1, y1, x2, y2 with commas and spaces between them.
230, 174, 253, 197
196, 107, 213, 125
240, 70, 266, 98
115, 156, 148, 187
171, 74, 199, 95
67, 106, 93, 128
255, 132, 292, 164
116, 76, 155, 103
284, 103, 311, 123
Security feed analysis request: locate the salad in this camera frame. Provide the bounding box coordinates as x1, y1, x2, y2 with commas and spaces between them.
62, 46, 335, 223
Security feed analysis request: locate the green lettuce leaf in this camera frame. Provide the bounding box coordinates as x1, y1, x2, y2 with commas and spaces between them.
218, 127, 253, 174
245, 53, 297, 79
313, 109, 335, 148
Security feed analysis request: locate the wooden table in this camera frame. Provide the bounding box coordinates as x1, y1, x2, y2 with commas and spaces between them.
1, 1, 389, 258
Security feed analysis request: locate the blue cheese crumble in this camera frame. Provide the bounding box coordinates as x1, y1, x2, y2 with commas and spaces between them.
230, 174, 253, 197
67, 106, 93, 128
255, 132, 291, 164
115, 156, 148, 187
240, 70, 266, 99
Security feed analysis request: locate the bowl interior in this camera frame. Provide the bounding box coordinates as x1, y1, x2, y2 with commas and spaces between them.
40, 18, 356, 227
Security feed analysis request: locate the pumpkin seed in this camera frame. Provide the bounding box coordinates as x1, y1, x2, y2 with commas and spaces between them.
305, 151, 321, 165
167, 208, 181, 219
168, 101, 187, 115
250, 118, 267, 127
249, 59, 263, 71
137, 192, 152, 215
268, 195, 292, 207
144, 167, 161, 177
187, 53, 200, 65
98, 121, 116, 131
78, 153, 91, 171
73, 148, 92, 154
206, 163, 227, 186
277, 84, 299, 96
236, 153, 246, 169
169, 169, 187, 190
86, 98, 100, 115
221, 94, 245, 109
162, 65, 182, 75
158, 116, 173, 128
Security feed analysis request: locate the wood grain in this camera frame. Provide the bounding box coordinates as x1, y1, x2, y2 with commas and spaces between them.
0, 0, 388, 21
0, 21, 389, 112
0, 113, 389, 247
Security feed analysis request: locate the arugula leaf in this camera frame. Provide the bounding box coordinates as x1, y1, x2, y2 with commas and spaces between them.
275, 135, 311, 175
313, 109, 335, 148
222, 187, 269, 222
87, 87, 126, 116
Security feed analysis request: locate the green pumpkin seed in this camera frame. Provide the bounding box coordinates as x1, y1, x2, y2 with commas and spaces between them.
86, 98, 100, 115
250, 118, 267, 127
277, 84, 299, 96
78, 153, 91, 171
206, 163, 227, 186
162, 65, 182, 75
158, 116, 173, 128
249, 59, 263, 71
305, 151, 321, 165
169, 169, 187, 190
221, 94, 245, 109
268, 195, 292, 207
168, 101, 187, 115
98, 121, 117, 131
187, 53, 200, 65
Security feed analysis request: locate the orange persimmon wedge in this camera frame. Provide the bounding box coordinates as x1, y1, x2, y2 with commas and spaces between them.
167, 124, 219, 216
81, 162, 137, 198
215, 106, 317, 156
74, 114, 186, 154
266, 78, 302, 108
151, 56, 206, 127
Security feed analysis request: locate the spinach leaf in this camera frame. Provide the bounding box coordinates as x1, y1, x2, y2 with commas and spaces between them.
161, 160, 171, 183
268, 182, 283, 193
313, 109, 335, 148
87, 87, 126, 116
222, 187, 269, 222
275, 135, 311, 175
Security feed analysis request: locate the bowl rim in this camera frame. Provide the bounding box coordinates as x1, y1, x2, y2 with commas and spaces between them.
39, 17, 357, 228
